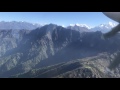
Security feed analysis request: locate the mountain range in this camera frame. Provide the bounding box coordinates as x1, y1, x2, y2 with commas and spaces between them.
0, 21, 120, 78
0, 21, 117, 33
0, 21, 43, 30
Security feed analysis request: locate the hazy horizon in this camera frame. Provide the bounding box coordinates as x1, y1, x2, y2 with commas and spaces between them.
0, 12, 118, 27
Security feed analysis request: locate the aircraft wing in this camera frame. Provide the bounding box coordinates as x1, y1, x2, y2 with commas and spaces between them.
102, 12, 120, 69
103, 12, 120, 23
103, 24, 120, 38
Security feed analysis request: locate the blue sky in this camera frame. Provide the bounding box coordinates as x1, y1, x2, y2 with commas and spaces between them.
0, 12, 118, 27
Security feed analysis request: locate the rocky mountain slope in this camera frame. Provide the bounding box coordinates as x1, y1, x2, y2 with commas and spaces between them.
12, 52, 118, 78
1, 24, 120, 78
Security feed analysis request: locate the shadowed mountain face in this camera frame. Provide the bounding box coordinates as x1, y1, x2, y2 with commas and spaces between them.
1, 24, 120, 78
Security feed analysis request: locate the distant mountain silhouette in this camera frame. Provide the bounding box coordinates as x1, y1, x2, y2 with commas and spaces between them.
0, 21, 42, 30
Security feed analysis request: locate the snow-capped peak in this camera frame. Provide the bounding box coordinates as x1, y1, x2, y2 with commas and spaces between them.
108, 21, 117, 27
91, 22, 118, 33
69, 23, 91, 29
98, 22, 117, 28
69, 24, 75, 27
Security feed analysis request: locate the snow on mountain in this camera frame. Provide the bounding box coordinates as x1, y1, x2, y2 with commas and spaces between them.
69, 23, 91, 29
91, 22, 118, 33
0, 21, 118, 36
66, 24, 92, 33
66, 22, 118, 33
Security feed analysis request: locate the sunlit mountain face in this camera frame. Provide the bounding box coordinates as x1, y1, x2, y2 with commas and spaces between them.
0, 22, 120, 78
